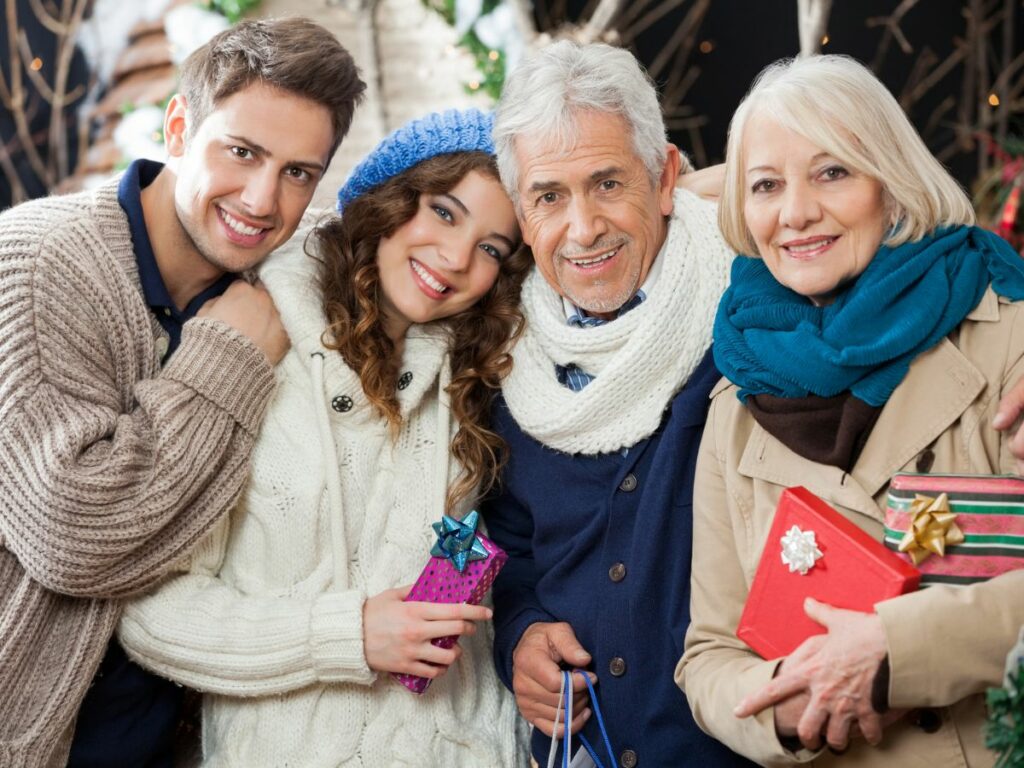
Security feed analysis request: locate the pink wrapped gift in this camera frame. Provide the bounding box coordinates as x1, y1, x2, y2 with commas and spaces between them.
884, 473, 1024, 586
393, 510, 507, 694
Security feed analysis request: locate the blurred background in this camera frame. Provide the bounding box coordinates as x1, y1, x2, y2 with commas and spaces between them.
1, 0, 1023, 242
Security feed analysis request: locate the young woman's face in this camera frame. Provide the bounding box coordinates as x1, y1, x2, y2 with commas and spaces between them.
376, 170, 519, 339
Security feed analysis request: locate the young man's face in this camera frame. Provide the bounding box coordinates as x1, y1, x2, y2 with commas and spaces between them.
166, 81, 335, 274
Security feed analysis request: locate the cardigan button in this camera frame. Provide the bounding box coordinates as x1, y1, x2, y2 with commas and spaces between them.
912, 708, 942, 733
609, 656, 626, 677
398, 371, 413, 390
619, 748, 638, 767
155, 336, 169, 360
331, 395, 353, 413
618, 473, 638, 492
608, 562, 627, 583
915, 448, 935, 473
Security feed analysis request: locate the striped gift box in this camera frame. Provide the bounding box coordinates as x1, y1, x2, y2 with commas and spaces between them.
884, 473, 1024, 586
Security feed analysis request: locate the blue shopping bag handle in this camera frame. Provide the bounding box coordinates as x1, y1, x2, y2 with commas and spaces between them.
549, 670, 616, 768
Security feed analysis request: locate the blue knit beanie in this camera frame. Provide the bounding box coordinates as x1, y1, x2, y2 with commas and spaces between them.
336, 108, 495, 213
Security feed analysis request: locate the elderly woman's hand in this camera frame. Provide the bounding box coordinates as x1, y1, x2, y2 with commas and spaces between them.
734, 598, 890, 752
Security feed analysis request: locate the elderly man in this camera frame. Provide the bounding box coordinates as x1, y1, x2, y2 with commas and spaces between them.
481, 40, 751, 766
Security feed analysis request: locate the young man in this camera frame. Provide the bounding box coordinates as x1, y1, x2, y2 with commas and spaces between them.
0, 18, 364, 767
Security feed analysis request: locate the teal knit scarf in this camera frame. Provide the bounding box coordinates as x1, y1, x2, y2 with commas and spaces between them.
713, 226, 1024, 406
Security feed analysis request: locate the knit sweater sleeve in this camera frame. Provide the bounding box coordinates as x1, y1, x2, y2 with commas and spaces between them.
118, 516, 376, 696
0, 213, 276, 600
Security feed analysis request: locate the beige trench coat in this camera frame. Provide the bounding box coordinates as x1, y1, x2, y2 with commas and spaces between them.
677, 288, 1024, 767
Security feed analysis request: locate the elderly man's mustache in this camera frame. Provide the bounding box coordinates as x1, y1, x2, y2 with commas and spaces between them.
556, 236, 631, 261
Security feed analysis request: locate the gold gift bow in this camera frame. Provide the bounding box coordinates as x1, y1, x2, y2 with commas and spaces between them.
897, 492, 966, 566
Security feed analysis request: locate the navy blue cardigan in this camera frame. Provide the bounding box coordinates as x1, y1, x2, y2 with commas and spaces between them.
482, 349, 754, 766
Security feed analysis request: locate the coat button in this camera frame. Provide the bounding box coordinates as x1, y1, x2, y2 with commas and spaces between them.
618, 473, 637, 492
155, 336, 169, 359
608, 562, 627, 582
609, 656, 626, 677
915, 448, 935, 473
331, 395, 353, 413
619, 749, 638, 767
397, 371, 413, 390
912, 708, 942, 733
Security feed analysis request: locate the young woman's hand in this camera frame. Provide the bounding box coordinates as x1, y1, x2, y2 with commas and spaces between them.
362, 586, 492, 678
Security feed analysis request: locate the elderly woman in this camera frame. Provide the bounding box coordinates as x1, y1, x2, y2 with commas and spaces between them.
676, 54, 1024, 767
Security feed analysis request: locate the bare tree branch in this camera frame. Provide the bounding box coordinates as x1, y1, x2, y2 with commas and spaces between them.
647, 0, 708, 81
797, 0, 832, 58
579, 0, 624, 42
5, 0, 52, 186
621, 0, 685, 43
866, 0, 921, 72
0, 137, 28, 204
28, 0, 66, 35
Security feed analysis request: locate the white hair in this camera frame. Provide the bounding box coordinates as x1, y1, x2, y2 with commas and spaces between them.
493, 41, 673, 207
719, 54, 975, 256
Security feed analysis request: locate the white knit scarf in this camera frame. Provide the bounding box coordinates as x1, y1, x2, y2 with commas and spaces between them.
502, 188, 733, 455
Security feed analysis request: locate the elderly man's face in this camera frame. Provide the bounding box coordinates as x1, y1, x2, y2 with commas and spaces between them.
514, 110, 678, 318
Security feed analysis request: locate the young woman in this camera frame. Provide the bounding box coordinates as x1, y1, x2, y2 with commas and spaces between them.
119, 109, 531, 766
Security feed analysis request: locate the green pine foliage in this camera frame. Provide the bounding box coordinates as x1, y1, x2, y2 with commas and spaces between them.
421, 0, 507, 101
987, 660, 1024, 768
202, 0, 261, 25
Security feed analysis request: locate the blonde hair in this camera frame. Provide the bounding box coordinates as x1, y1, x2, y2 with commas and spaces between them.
719, 55, 974, 256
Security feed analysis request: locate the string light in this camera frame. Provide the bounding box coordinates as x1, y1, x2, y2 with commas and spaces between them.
989, 93, 1001, 107
488, 50, 499, 61
821, 35, 830, 45
468, 80, 480, 91
699, 40, 713, 54
30, 57, 42, 71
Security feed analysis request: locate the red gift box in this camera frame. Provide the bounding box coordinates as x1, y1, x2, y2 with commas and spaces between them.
393, 512, 507, 694
737, 487, 920, 660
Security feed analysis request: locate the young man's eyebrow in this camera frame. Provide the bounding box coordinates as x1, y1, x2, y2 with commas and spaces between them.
224, 134, 326, 174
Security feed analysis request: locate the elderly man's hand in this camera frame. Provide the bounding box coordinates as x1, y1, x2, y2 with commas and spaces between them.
511, 621, 595, 737
734, 598, 889, 752
993, 379, 1024, 472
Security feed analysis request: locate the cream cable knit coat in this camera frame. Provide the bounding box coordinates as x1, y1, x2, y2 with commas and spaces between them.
0, 179, 276, 767
120, 235, 527, 767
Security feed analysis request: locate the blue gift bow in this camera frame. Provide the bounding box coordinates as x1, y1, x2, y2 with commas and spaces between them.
429, 510, 488, 573
554, 670, 616, 768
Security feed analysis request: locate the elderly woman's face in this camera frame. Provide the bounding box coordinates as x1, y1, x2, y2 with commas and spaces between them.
742, 114, 888, 305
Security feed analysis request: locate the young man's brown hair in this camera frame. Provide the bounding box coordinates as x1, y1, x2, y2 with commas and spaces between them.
178, 17, 365, 157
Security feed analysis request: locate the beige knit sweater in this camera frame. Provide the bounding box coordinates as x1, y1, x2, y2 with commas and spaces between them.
0, 178, 276, 767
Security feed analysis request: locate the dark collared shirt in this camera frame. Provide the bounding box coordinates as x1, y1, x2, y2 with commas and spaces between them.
68, 159, 234, 768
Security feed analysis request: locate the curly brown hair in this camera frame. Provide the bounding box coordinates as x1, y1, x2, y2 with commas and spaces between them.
314, 151, 532, 512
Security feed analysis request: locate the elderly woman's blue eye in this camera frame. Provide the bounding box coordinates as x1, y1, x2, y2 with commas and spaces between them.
752, 179, 776, 193
823, 166, 849, 180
